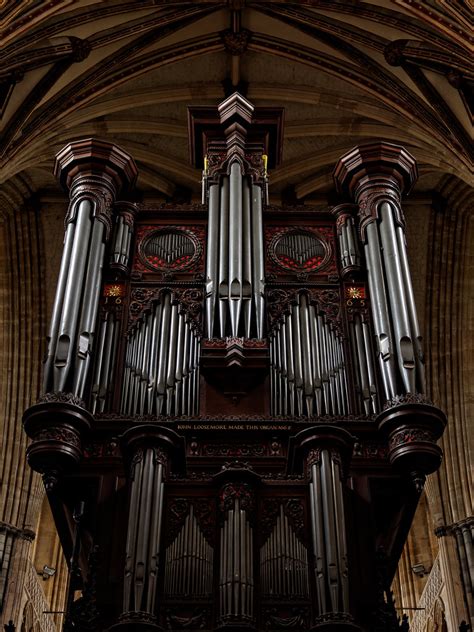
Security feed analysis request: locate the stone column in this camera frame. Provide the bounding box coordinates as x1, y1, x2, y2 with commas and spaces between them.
334, 143, 446, 491
111, 425, 184, 632
23, 139, 137, 490
214, 463, 260, 632
290, 426, 361, 632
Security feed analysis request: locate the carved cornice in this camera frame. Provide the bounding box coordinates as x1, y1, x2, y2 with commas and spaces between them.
54, 138, 137, 195
333, 141, 418, 201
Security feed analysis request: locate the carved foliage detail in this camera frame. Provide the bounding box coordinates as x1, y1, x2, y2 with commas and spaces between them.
34, 426, 81, 449
260, 498, 306, 543
67, 180, 115, 240
219, 482, 255, 514
128, 286, 204, 332
389, 428, 436, 450
266, 288, 340, 329
357, 187, 403, 241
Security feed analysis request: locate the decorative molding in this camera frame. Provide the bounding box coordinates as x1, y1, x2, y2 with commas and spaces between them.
382, 393, 434, 410
37, 391, 86, 408
219, 482, 255, 513
267, 287, 341, 328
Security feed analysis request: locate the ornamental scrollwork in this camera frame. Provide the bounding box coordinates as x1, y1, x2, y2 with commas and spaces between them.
383, 393, 434, 410
66, 180, 115, 240
34, 426, 81, 449
194, 499, 216, 546
165, 498, 190, 546
219, 482, 255, 513
389, 428, 436, 450
128, 286, 203, 333
284, 499, 306, 542
266, 288, 341, 329
357, 186, 403, 241
38, 391, 86, 408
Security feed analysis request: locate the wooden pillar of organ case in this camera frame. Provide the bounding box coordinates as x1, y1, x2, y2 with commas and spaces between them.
334, 143, 446, 492
214, 464, 261, 632
23, 140, 137, 491
110, 424, 185, 632
289, 426, 361, 631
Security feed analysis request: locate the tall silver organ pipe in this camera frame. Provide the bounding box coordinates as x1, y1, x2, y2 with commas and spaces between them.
91, 310, 119, 414
205, 163, 266, 339
260, 504, 310, 598
349, 312, 378, 414
270, 294, 349, 417
120, 293, 200, 416
164, 504, 214, 597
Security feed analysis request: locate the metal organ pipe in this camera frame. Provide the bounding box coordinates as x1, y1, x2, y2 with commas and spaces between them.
364, 221, 398, 400
251, 184, 265, 338
218, 177, 230, 338
242, 177, 253, 338
378, 202, 416, 393
395, 222, 426, 393
206, 184, 220, 338
43, 222, 75, 393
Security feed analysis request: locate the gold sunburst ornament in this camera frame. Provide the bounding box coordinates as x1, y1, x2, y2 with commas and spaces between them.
104, 284, 124, 297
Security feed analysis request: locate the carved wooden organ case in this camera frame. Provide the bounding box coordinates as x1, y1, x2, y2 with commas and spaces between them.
23, 94, 446, 632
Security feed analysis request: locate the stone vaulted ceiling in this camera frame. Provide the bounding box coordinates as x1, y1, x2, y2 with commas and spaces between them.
0, 0, 472, 201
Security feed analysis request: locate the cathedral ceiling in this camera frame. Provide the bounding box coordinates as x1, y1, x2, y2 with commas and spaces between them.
0, 0, 472, 201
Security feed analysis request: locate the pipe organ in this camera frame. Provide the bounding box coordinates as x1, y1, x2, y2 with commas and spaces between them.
23, 94, 447, 632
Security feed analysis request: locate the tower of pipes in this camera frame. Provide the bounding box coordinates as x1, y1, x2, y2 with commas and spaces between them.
23, 94, 446, 632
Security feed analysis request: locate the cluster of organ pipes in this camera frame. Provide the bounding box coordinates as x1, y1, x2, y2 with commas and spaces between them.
205, 162, 265, 339
349, 312, 378, 415
145, 231, 195, 265
123, 445, 165, 614
336, 213, 361, 273
309, 449, 349, 617
269, 293, 349, 417
110, 212, 133, 269
164, 505, 214, 597
363, 201, 425, 399
120, 292, 200, 417
43, 198, 106, 400
260, 505, 310, 598
219, 497, 254, 621
274, 231, 325, 267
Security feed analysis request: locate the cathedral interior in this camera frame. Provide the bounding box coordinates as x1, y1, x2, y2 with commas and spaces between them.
0, 2, 472, 632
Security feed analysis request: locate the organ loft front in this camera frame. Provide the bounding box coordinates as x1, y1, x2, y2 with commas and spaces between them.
22, 92, 446, 632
